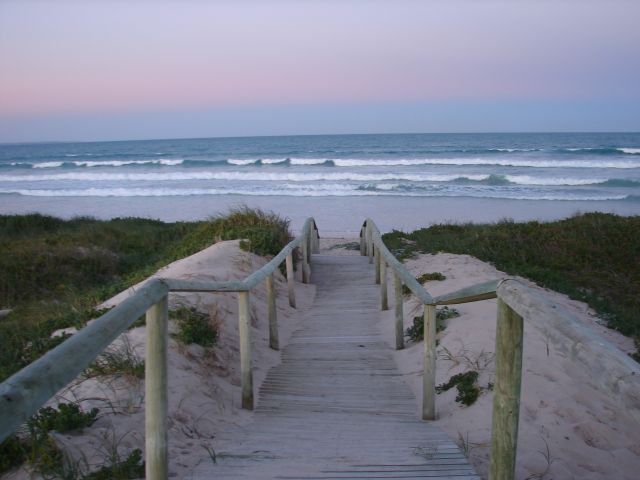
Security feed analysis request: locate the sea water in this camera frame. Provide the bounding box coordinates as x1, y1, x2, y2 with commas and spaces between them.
1, 133, 639, 234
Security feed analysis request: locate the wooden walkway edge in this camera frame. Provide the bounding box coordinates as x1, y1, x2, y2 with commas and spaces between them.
188, 254, 479, 479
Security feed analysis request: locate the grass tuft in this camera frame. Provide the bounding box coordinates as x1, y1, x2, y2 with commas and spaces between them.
85, 337, 145, 380
172, 306, 218, 347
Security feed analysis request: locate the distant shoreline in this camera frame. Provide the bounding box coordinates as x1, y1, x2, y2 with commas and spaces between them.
1, 193, 638, 235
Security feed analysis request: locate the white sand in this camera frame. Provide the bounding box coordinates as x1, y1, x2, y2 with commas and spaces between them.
377, 251, 640, 479
3, 240, 314, 479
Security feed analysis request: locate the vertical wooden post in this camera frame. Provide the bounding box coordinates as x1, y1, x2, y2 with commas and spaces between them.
266, 274, 279, 351
312, 225, 320, 253
306, 226, 313, 264
380, 259, 388, 310
375, 246, 381, 284
238, 291, 253, 410
360, 227, 366, 256
489, 299, 524, 480
285, 253, 296, 308
145, 295, 168, 480
367, 225, 374, 264
301, 240, 310, 284
394, 273, 404, 350
422, 304, 436, 420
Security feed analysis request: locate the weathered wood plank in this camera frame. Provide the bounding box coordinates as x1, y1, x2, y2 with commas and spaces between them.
189, 255, 477, 479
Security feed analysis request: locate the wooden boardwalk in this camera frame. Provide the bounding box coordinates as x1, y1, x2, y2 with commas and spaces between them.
189, 254, 479, 479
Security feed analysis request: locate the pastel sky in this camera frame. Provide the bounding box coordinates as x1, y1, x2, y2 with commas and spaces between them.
1, 0, 639, 142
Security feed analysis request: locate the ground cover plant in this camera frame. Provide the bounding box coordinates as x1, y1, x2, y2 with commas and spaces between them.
436, 371, 481, 406
383, 213, 640, 359
401, 271, 446, 296
405, 307, 460, 342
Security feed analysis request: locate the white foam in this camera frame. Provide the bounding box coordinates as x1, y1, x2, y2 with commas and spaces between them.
73, 159, 184, 167
332, 157, 640, 169
289, 158, 329, 165
227, 159, 258, 165
0, 187, 628, 201
504, 175, 607, 186
618, 148, 640, 154
0, 171, 491, 183
260, 158, 288, 164
33, 162, 64, 168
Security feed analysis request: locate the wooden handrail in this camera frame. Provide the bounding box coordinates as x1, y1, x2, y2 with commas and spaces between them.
0, 217, 320, 479
362, 218, 521, 478
363, 218, 640, 480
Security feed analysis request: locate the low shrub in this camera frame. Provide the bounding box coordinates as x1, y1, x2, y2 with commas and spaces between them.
28, 403, 99, 435
436, 371, 480, 406
405, 307, 460, 342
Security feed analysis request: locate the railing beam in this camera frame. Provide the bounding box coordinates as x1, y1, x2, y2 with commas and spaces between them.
489, 298, 524, 480
422, 304, 436, 420
267, 273, 279, 351
145, 295, 169, 480
238, 291, 253, 410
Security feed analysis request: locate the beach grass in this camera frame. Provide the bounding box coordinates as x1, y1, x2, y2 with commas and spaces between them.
0, 207, 291, 385
382, 212, 640, 358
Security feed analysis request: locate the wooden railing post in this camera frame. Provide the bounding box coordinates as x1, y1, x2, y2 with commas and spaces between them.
360, 225, 366, 255
380, 259, 388, 310
306, 225, 313, 264
145, 295, 169, 480
367, 225, 373, 264
238, 291, 253, 410
375, 245, 381, 284
394, 272, 404, 350
422, 304, 436, 420
489, 299, 524, 480
312, 225, 320, 253
285, 253, 296, 308
266, 274, 279, 351
301, 239, 310, 284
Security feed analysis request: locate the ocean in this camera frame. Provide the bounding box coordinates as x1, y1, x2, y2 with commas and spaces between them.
1, 132, 639, 234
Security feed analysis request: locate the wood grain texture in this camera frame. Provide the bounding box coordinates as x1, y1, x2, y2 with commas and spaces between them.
188, 255, 478, 479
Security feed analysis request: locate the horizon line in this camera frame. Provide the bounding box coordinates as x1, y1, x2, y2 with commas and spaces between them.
2, 130, 640, 146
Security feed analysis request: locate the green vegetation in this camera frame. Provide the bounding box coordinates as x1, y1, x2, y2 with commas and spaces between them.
402, 271, 446, 296
0, 207, 291, 384
172, 306, 218, 347
28, 403, 99, 435
405, 307, 460, 342
0, 435, 26, 473
84, 449, 145, 480
436, 371, 480, 406
383, 213, 640, 357
0, 403, 100, 476
85, 337, 145, 380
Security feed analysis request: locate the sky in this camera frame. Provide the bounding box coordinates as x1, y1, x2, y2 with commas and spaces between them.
1, 0, 639, 142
